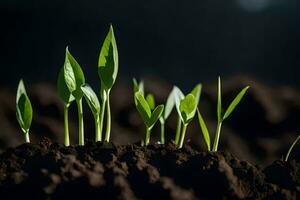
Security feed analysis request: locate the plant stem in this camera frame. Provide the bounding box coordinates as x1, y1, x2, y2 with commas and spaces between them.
25, 130, 30, 143
95, 114, 101, 142
145, 127, 151, 145
178, 124, 187, 148
104, 92, 111, 142
285, 134, 300, 162
160, 122, 165, 144
64, 104, 70, 146
175, 117, 182, 145
99, 97, 106, 141
212, 121, 222, 152
77, 99, 84, 146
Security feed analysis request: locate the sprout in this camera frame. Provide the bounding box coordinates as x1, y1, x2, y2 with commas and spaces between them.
134, 91, 164, 145
98, 25, 119, 142
16, 79, 33, 143
173, 84, 202, 148
197, 77, 249, 152
63, 47, 86, 145
284, 134, 300, 162
81, 84, 101, 142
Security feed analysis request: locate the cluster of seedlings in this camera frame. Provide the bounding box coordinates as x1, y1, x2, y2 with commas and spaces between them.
15, 25, 300, 161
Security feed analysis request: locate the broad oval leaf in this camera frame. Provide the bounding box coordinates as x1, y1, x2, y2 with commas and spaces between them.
179, 94, 197, 124
98, 25, 118, 90
190, 83, 202, 105
81, 84, 101, 116
57, 67, 75, 104
149, 105, 164, 129
163, 88, 175, 120
222, 86, 249, 120
217, 77, 222, 122
146, 93, 156, 110
64, 47, 85, 100
135, 91, 151, 127
197, 109, 211, 151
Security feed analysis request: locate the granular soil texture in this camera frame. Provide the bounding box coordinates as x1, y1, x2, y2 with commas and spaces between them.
0, 138, 299, 200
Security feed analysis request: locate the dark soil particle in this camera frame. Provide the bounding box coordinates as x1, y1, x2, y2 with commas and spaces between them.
0, 138, 299, 200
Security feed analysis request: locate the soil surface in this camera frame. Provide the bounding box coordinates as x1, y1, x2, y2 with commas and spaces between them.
0, 138, 299, 200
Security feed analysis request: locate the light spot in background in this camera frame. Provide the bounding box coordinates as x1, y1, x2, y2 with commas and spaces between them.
237, 0, 271, 12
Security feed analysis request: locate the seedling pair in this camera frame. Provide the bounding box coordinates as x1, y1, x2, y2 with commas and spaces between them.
197, 77, 249, 151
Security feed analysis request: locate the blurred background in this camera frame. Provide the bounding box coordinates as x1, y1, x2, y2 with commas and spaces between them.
0, 0, 300, 166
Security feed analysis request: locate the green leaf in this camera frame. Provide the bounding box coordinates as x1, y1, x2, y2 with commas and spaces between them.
64, 47, 85, 100
149, 105, 164, 129
146, 93, 156, 110
98, 25, 118, 90
190, 83, 202, 105
179, 94, 197, 124
133, 78, 144, 95
163, 88, 175, 120
217, 77, 222, 122
81, 84, 101, 116
57, 67, 75, 104
173, 86, 185, 120
197, 109, 211, 151
222, 86, 249, 120
135, 91, 151, 126
16, 80, 33, 133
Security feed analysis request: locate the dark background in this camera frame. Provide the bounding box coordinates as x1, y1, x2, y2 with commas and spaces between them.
0, 0, 300, 89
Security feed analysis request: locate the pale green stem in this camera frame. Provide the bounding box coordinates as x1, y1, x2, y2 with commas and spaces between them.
145, 127, 151, 145
95, 114, 101, 142
178, 124, 188, 148
25, 130, 30, 143
212, 121, 222, 152
104, 92, 111, 142
76, 99, 84, 146
99, 97, 106, 141
285, 134, 300, 162
64, 104, 70, 146
175, 117, 182, 145
160, 122, 165, 144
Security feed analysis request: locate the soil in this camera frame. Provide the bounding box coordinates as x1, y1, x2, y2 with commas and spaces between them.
0, 138, 299, 200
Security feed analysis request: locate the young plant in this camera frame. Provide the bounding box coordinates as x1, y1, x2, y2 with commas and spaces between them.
57, 68, 75, 146
63, 47, 86, 145
197, 77, 249, 152
173, 84, 202, 148
284, 134, 300, 162
16, 79, 33, 143
134, 91, 164, 145
81, 84, 101, 142
98, 25, 118, 142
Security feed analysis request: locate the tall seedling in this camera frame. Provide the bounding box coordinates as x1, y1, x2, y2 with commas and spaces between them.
63, 47, 86, 145
98, 25, 118, 142
16, 79, 33, 143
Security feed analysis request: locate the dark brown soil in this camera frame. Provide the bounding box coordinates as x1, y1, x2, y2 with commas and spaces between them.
0, 138, 299, 200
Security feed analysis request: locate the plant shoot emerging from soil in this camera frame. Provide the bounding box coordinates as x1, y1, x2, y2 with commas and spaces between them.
134, 91, 164, 145
197, 77, 249, 152
285, 134, 300, 162
98, 25, 119, 142
16, 79, 33, 143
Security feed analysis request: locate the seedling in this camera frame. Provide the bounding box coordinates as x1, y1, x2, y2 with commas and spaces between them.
63, 47, 86, 145
174, 84, 202, 148
16, 79, 33, 143
57, 68, 75, 146
98, 25, 119, 142
81, 84, 101, 142
284, 134, 300, 162
134, 91, 164, 145
197, 77, 249, 152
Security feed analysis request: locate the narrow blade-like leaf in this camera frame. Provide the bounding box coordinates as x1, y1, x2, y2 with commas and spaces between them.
223, 86, 249, 120
81, 84, 101, 116
149, 105, 164, 129
217, 77, 222, 122
197, 109, 211, 151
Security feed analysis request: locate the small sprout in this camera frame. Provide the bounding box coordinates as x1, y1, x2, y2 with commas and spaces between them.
16, 79, 33, 143
134, 91, 164, 145
198, 77, 249, 152
57, 68, 75, 146
285, 134, 300, 162
173, 84, 202, 148
98, 24, 119, 142
81, 84, 101, 142
63, 47, 86, 145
